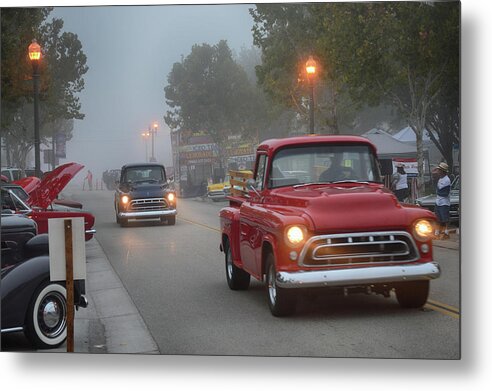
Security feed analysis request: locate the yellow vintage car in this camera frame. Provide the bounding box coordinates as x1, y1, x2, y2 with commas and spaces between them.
207, 175, 231, 201
207, 170, 253, 201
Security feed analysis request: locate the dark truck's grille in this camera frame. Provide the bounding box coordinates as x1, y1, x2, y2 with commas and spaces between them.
299, 231, 419, 267
129, 198, 168, 211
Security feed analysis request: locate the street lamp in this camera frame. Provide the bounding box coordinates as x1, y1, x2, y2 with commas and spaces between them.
305, 55, 317, 134
150, 121, 158, 162
28, 39, 42, 177
141, 131, 150, 162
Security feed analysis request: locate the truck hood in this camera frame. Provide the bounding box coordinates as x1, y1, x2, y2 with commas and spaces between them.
119, 182, 170, 197
266, 183, 431, 232
18, 163, 84, 210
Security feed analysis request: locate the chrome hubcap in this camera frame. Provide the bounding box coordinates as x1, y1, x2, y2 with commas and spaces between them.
268, 265, 277, 304
226, 249, 233, 279
38, 292, 67, 338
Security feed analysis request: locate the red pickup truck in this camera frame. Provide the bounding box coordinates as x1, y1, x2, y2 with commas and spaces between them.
219, 135, 441, 316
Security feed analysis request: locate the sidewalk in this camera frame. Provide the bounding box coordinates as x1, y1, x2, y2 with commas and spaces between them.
432, 228, 460, 251
45, 239, 159, 354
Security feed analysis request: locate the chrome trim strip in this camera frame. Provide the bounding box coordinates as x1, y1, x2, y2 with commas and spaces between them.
119, 209, 177, 218
1, 327, 24, 334
299, 231, 420, 267
276, 261, 441, 289
85, 229, 97, 234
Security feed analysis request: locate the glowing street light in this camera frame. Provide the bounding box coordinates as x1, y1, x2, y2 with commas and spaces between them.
141, 131, 150, 162
305, 56, 317, 134
149, 121, 158, 162
28, 39, 42, 177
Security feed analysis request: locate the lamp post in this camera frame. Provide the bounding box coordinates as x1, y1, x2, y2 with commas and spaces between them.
141, 131, 150, 162
305, 56, 317, 134
150, 121, 158, 162
28, 39, 42, 177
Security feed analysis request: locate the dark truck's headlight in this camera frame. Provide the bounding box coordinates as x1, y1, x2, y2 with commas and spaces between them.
167, 192, 176, 205
121, 195, 130, 205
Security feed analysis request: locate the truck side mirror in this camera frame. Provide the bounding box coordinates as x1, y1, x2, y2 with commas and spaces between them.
246, 178, 262, 199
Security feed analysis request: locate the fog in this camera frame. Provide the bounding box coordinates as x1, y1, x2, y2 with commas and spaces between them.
50, 4, 255, 185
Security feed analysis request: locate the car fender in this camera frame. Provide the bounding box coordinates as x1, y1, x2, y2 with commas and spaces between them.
1, 256, 50, 330
260, 233, 279, 281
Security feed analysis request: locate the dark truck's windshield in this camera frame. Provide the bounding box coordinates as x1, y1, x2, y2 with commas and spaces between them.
122, 166, 166, 183
269, 144, 382, 188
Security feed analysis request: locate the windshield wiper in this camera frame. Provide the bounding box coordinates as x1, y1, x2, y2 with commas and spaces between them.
134, 179, 159, 183
331, 180, 370, 184
293, 182, 332, 188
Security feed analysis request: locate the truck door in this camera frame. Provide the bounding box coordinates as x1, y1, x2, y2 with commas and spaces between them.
239, 153, 267, 277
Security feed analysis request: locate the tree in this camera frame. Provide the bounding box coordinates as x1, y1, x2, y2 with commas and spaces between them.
251, 2, 460, 191
1, 8, 88, 168
251, 4, 368, 135
164, 40, 264, 165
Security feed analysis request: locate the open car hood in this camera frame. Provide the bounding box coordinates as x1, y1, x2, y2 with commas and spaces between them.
13, 176, 42, 194
21, 163, 84, 209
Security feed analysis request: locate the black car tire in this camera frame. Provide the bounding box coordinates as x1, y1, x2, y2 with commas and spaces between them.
225, 242, 250, 290
395, 280, 430, 308
266, 253, 296, 317
167, 216, 176, 225
119, 218, 129, 227
25, 281, 67, 349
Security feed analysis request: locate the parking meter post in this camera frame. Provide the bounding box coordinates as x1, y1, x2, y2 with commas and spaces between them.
64, 219, 74, 352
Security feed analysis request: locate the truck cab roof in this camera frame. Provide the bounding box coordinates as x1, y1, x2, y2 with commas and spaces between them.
257, 135, 378, 155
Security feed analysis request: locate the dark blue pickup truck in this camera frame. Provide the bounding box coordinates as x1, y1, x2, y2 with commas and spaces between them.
114, 163, 177, 227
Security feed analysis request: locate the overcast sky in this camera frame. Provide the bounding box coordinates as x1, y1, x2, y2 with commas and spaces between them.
49, 4, 255, 182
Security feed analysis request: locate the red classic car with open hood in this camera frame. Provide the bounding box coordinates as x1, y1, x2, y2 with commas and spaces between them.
1, 162, 96, 241
220, 135, 440, 316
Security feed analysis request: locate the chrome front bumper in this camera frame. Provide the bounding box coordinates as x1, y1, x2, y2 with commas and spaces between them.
276, 262, 441, 289
119, 209, 177, 219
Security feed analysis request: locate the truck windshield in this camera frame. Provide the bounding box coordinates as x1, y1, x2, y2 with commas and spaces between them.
269, 144, 382, 188
122, 166, 166, 183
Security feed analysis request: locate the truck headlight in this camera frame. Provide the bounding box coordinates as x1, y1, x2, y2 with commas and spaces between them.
413, 219, 433, 241
167, 193, 175, 203
286, 226, 305, 246
121, 195, 130, 204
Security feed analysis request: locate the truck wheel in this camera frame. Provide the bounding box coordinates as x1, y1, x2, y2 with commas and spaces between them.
119, 218, 128, 227
225, 243, 250, 290
115, 205, 121, 224
395, 280, 430, 308
25, 281, 67, 349
167, 216, 176, 225
266, 253, 296, 317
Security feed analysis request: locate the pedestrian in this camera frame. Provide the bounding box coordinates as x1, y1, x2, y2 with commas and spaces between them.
391, 163, 409, 202
85, 170, 93, 191
434, 162, 451, 239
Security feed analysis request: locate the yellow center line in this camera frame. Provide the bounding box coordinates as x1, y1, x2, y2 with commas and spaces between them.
180, 216, 459, 319
425, 303, 460, 319
427, 299, 460, 314
179, 216, 221, 233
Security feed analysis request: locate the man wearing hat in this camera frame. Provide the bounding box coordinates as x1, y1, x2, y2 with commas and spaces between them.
434, 162, 451, 239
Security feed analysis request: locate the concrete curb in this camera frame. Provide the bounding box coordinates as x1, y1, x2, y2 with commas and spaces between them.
47, 238, 159, 354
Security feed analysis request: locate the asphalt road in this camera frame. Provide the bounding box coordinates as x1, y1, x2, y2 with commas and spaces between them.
61, 189, 461, 358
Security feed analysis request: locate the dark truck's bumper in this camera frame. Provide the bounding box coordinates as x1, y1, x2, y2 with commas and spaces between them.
276, 262, 441, 289
118, 209, 177, 219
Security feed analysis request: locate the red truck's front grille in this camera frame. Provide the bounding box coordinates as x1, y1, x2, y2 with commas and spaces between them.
299, 231, 419, 267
